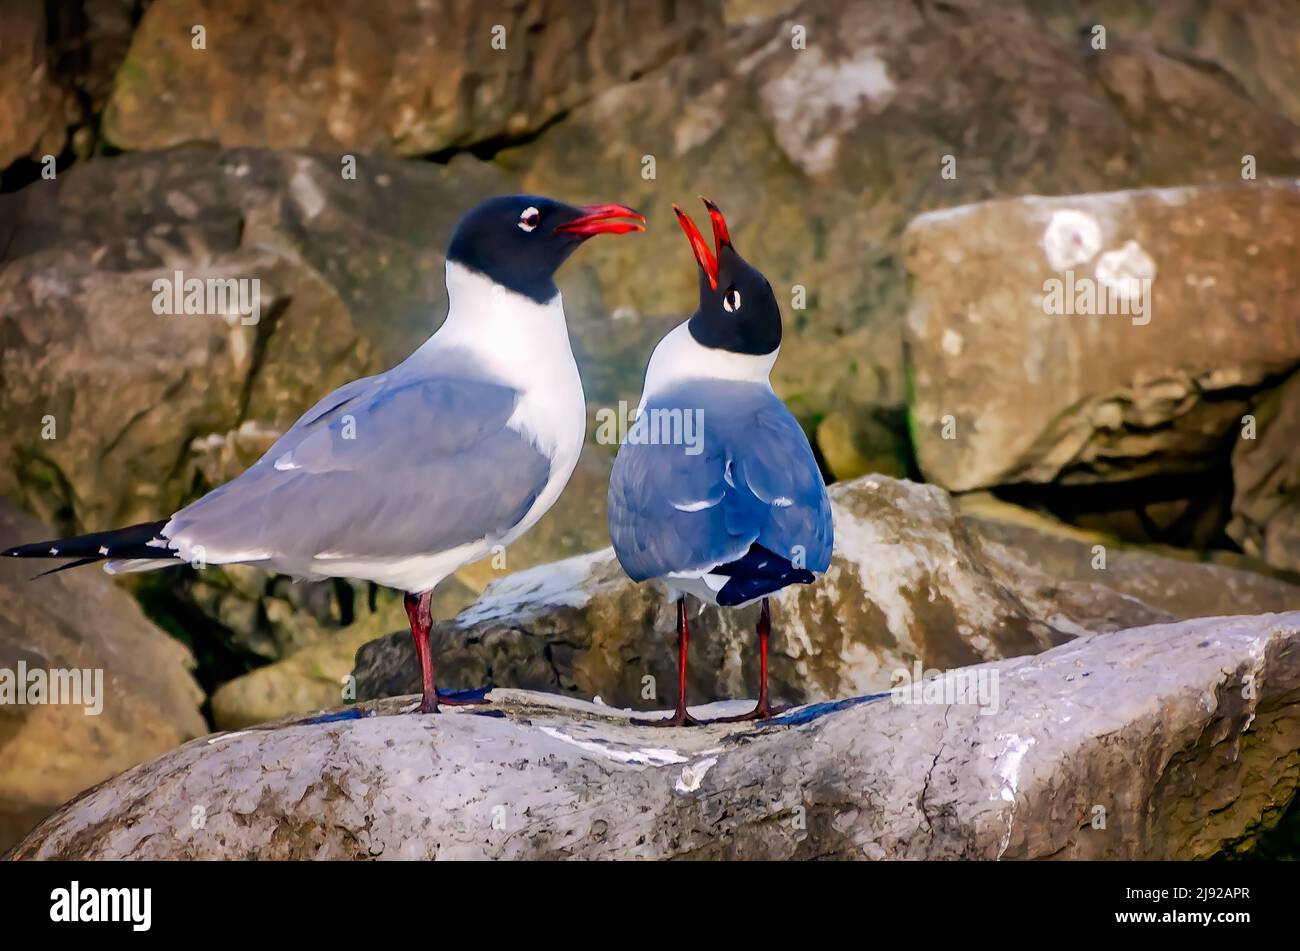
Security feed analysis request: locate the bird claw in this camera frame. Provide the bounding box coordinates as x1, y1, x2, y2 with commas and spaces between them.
700, 701, 789, 724
631, 710, 704, 728
411, 685, 492, 713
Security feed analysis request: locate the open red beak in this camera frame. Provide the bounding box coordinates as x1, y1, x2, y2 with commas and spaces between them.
555, 203, 646, 237
701, 196, 732, 252
673, 196, 732, 290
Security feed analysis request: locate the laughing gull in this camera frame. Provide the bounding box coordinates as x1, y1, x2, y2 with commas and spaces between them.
607, 198, 832, 726
4, 194, 645, 715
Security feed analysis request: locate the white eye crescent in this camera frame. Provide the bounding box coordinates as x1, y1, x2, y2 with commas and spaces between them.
518, 206, 540, 232
723, 288, 742, 313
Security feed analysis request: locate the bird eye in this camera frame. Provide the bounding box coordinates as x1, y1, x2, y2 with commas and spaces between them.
518, 206, 540, 232
723, 287, 742, 313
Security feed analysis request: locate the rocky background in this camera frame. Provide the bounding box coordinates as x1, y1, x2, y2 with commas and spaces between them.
2, 0, 1300, 858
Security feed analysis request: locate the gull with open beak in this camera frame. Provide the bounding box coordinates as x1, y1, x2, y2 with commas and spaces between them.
607, 197, 833, 726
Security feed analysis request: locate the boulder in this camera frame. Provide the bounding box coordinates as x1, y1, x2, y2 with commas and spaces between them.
501, 0, 1300, 466
1228, 370, 1300, 573
1032, 0, 1300, 128
958, 493, 1300, 623
354, 475, 1300, 710
0, 2, 68, 174
0, 0, 141, 183
904, 180, 1300, 492
0, 501, 206, 853
101, 0, 722, 155
12, 611, 1299, 860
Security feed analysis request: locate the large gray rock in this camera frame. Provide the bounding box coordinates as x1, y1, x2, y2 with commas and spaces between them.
0, 501, 207, 853
904, 180, 1300, 492
353, 475, 1300, 712
101, 0, 721, 155
11, 611, 1298, 859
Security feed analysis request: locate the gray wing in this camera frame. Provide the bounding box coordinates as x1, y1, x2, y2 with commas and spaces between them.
162, 372, 552, 565
607, 380, 833, 582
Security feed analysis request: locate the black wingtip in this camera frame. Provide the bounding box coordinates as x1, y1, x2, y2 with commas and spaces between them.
2, 539, 66, 558
31, 556, 103, 579
1, 519, 172, 576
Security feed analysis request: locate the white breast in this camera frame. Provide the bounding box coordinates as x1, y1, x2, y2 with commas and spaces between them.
638, 320, 778, 410
431, 263, 587, 531
313, 263, 587, 592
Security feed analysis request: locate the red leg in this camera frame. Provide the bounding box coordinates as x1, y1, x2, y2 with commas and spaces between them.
403, 591, 490, 713
633, 597, 701, 727
708, 598, 788, 723
755, 597, 771, 711
404, 590, 438, 714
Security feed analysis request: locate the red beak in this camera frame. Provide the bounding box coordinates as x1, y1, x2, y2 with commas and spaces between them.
555, 203, 646, 237
701, 196, 732, 252
673, 199, 725, 290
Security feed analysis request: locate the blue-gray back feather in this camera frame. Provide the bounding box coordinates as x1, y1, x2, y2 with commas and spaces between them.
607, 380, 832, 582
164, 354, 552, 567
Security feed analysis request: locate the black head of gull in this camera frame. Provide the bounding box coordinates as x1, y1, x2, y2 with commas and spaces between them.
447, 194, 645, 304
675, 198, 782, 357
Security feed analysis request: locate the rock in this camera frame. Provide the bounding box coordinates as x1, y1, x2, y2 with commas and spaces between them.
904, 180, 1300, 492
0, 2, 68, 173
13, 611, 1299, 860
1032, 0, 1300, 128
815, 409, 911, 481
1228, 371, 1300, 573
1, 1, 141, 183
44, 2, 140, 128
502, 0, 1300, 463
958, 493, 1300, 624
101, 0, 721, 156
0, 500, 206, 853
354, 475, 1300, 709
